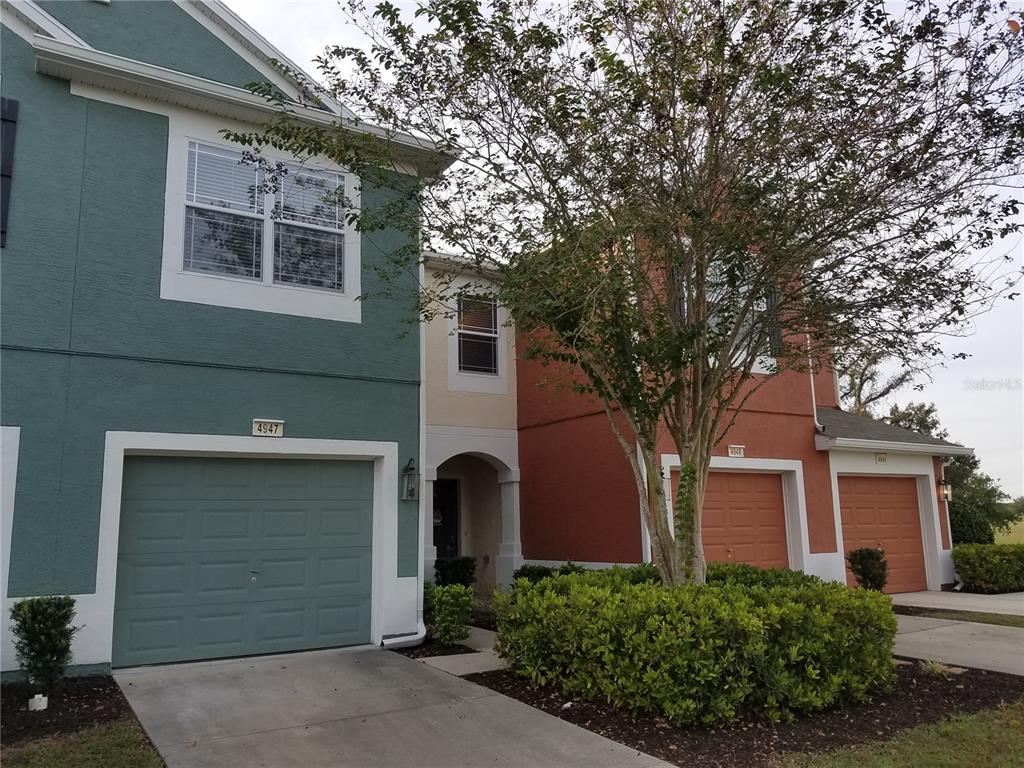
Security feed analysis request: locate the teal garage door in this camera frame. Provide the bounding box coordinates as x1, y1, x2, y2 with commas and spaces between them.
113, 456, 373, 667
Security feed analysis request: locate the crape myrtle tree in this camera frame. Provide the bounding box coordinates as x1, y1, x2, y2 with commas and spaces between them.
227, 0, 1024, 585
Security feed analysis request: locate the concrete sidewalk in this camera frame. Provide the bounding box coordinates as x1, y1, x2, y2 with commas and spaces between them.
895, 615, 1024, 675
116, 646, 670, 768
892, 591, 1024, 616
422, 626, 506, 676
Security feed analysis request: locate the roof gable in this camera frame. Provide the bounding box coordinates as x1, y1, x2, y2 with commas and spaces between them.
35, 0, 286, 95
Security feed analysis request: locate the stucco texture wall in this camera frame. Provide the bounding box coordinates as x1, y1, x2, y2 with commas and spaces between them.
38, 0, 268, 89
423, 267, 517, 429
1, 26, 421, 595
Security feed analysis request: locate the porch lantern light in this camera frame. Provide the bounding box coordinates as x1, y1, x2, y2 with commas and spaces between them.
401, 458, 420, 501
938, 478, 952, 502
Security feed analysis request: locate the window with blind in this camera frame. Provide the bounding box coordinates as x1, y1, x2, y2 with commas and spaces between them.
457, 296, 499, 375
183, 141, 346, 292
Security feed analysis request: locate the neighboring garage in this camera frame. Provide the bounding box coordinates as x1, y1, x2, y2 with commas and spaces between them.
838, 475, 927, 593
702, 471, 789, 569
112, 456, 373, 667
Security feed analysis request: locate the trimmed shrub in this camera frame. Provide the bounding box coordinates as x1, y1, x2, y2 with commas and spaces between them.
511, 561, 591, 584
706, 561, 822, 588
952, 544, 1024, 594
493, 574, 894, 725
423, 583, 473, 645
847, 548, 888, 591
9, 596, 79, 693
434, 556, 477, 587
512, 564, 558, 583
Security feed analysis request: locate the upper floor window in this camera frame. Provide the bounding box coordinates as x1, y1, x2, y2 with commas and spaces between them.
457, 296, 498, 375
183, 141, 345, 293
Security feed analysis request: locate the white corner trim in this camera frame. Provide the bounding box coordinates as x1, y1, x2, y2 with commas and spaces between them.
660, 454, 812, 574
815, 433, 974, 456
1, 1, 91, 47
2, 432, 407, 672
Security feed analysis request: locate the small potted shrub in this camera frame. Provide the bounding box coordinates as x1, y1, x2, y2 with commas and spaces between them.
424, 583, 472, 645
10, 596, 79, 711
847, 547, 888, 591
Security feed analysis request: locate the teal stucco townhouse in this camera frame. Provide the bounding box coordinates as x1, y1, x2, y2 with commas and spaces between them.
1, 0, 447, 672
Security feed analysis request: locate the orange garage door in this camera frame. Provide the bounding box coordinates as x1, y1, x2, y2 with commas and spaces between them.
702, 472, 789, 568
839, 475, 926, 593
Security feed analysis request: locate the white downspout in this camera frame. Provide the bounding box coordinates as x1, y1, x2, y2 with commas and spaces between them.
807, 333, 824, 431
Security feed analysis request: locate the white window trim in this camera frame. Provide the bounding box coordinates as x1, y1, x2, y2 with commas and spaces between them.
446, 279, 509, 395
2, 431, 413, 671
160, 111, 362, 322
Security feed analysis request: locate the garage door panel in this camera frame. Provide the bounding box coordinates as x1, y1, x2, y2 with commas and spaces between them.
672, 470, 789, 569
839, 475, 927, 593
114, 457, 373, 667
702, 471, 789, 568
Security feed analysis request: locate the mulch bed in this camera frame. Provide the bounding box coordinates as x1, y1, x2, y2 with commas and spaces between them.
465, 663, 1024, 768
1, 675, 137, 747
389, 639, 477, 659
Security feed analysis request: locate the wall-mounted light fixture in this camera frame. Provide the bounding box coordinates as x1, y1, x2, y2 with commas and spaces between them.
401, 458, 420, 501
938, 478, 952, 503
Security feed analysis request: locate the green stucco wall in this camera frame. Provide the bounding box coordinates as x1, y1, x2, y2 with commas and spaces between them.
38, 0, 269, 90
1, 25, 421, 596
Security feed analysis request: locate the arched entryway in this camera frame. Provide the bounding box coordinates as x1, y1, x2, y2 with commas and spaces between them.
424, 449, 521, 589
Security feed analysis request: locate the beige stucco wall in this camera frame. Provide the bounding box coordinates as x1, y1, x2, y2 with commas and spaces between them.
424, 265, 518, 430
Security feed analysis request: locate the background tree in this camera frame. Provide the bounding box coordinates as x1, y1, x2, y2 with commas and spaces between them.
886, 401, 1022, 543
231, 0, 1023, 584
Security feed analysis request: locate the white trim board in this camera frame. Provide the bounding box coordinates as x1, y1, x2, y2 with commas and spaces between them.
425, 424, 519, 478
1, 1, 91, 47
815, 434, 973, 456
0, 428, 21, 671
659, 454, 847, 583
827, 450, 950, 590
1, 431, 415, 672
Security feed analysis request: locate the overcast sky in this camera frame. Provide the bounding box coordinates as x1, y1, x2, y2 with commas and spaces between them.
225, 0, 1024, 497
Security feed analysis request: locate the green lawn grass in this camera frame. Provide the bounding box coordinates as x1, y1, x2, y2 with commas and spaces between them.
1, 721, 163, 768
781, 700, 1024, 768
996, 520, 1024, 545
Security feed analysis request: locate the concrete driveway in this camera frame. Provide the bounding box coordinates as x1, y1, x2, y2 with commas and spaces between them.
895, 615, 1024, 675
115, 647, 670, 768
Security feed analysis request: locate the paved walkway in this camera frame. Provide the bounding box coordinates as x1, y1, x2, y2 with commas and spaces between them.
422, 626, 506, 676
892, 591, 1024, 616
116, 646, 669, 768
895, 615, 1024, 675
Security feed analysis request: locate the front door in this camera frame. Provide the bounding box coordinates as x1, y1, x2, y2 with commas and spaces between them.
433, 479, 459, 559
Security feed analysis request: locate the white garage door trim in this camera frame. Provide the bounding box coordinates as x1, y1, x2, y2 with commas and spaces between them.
659, 455, 812, 575
3, 431, 408, 671
828, 450, 948, 591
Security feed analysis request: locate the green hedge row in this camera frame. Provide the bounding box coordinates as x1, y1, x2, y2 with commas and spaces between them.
952, 544, 1024, 594
494, 574, 895, 725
